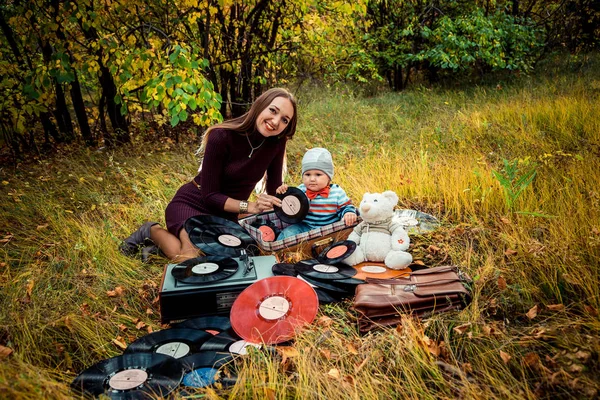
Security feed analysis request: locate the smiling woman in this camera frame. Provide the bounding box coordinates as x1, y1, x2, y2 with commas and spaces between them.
120, 88, 298, 262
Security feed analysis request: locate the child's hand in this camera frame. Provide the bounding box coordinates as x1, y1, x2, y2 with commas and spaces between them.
276, 184, 288, 194
344, 212, 357, 226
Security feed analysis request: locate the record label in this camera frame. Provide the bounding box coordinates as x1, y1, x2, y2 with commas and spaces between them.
326, 246, 347, 259
360, 265, 387, 274
258, 226, 276, 242
217, 234, 242, 247
313, 264, 339, 273
191, 262, 220, 275
182, 368, 217, 388
229, 340, 261, 355
108, 369, 147, 391
155, 342, 191, 359
281, 195, 301, 215
259, 296, 290, 320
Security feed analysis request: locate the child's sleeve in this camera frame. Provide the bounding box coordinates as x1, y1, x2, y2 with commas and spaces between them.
335, 186, 357, 217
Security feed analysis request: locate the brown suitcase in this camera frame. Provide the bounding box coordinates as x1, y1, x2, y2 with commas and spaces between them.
353, 266, 472, 332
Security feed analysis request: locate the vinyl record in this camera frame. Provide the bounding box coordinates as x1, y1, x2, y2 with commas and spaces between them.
352, 263, 411, 281
172, 316, 232, 336
185, 215, 257, 256
171, 256, 238, 284
315, 288, 345, 304
317, 240, 357, 264
71, 353, 183, 399
297, 274, 355, 295
199, 332, 238, 352
230, 276, 319, 344
274, 187, 309, 224
124, 328, 211, 359
394, 209, 441, 234
179, 351, 234, 372
272, 263, 298, 277
295, 259, 357, 281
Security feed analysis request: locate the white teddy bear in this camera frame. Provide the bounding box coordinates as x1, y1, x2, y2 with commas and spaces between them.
343, 191, 412, 270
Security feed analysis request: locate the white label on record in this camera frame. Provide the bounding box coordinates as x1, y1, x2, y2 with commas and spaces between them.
313, 264, 339, 273
229, 340, 261, 355
191, 262, 220, 275
109, 369, 148, 391
361, 265, 387, 274
217, 234, 242, 247
396, 216, 419, 226
259, 296, 290, 320
155, 342, 190, 359
282, 196, 301, 215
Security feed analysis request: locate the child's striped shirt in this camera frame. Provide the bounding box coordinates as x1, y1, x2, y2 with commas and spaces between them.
298, 183, 357, 227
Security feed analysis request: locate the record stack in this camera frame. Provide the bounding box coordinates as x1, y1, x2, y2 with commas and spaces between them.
71, 316, 265, 398
271, 240, 364, 304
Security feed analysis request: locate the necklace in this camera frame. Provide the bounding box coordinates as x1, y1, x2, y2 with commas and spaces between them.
246, 134, 266, 158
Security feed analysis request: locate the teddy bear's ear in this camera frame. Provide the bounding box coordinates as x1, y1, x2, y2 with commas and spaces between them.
382, 190, 399, 205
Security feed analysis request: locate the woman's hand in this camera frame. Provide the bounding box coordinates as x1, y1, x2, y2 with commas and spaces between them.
252, 193, 282, 213
344, 212, 357, 226
276, 184, 288, 194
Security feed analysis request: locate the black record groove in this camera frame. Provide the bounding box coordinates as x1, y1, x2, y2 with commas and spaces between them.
272, 263, 298, 277
315, 288, 344, 304
299, 274, 356, 295
124, 328, 211, 359
317, 240, 357, 264
185, 215, 257, 256
179, 351, 234, 373
71, 353, 183, 399
199, 331, 239, 352
295, 259, 357, 280
171, 256, 238, 284
274, 187, 309, 224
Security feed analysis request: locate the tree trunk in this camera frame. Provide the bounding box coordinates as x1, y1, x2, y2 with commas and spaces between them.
70, 72, 95, 146
99, 64, 129, 146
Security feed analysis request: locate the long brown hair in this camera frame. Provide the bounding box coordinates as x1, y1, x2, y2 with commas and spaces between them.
198, 88, 298, 156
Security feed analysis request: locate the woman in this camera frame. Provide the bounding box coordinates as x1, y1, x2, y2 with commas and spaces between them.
121, 88, 298, 261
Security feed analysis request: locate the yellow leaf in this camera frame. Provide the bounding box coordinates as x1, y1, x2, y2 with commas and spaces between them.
453, 323, 470, 335
546, 304, 564, 311
37, 224, 49, 230
497, 276, 507, 290
500, 350, 511, 364
327, 368, 341, 379
0, 345, 13, 359
113, 337, 127, 350
277, 346, 299, 364
504, 248, 517, 256
526, 305, 538, 320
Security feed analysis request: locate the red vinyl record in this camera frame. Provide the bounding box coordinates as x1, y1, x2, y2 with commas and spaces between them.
230, 276, 319, 344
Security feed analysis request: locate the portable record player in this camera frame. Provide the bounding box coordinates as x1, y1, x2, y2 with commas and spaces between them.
159, 251, 276, 323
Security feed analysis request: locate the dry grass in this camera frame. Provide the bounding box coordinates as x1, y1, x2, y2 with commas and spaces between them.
1, 54, 599, 399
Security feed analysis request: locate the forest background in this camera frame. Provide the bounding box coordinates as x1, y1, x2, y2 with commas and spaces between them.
1, 0, 600, 399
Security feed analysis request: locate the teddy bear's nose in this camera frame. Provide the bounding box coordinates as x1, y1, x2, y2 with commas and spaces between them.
362, 204, 371, 213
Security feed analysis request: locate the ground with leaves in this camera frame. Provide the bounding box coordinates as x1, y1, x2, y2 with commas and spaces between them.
1, 55, 599, 399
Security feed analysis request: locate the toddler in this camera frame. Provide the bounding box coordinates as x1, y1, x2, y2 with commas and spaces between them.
276, 148, 357, 240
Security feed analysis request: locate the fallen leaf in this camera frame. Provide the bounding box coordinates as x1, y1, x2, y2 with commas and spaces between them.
462, 363, 473, 373
264, 387, 276, 400
526, 305, 539, 320
136, 321, 147, 330
146, 326, 153, 334
327, 368, 341, 379
523, 352, 540, 367
500, 217, 511, 224
0, 345, 13, 359
413, 260, 425, 266
343, 375, 356, 385
500, 351, 512, 364
316, 316, 333, 327
575, 350, 591, 362
113, 337, 127, 350
320, 349, 331, 360
427, 245, 441, 253
26, 280, 34, 297
584, 305, 598, 317
146, 308, 154, 315
277, 346, 299, 364
569, 363, 584, 373
423, 335, 440, 357
497, 276, 507, 290
346, 342, 358, 355
37, 224, 49, 230
453, 323, 470, 335
547, 304, 565, 311
504, 248, 518, 257
118, 324, 128, 332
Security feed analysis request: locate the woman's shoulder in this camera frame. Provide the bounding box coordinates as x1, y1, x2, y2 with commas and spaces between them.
206, 127, 235, 145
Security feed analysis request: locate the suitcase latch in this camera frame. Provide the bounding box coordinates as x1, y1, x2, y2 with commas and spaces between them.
403, 284, 417, 292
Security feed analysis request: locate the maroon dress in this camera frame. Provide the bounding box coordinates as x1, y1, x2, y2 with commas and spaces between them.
165, 128, 287, 236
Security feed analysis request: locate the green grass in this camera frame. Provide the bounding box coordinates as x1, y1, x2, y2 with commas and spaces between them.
1, 53, 599, 398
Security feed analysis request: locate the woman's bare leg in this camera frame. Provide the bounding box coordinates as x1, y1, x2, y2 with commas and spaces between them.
150, 225, 200, 262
